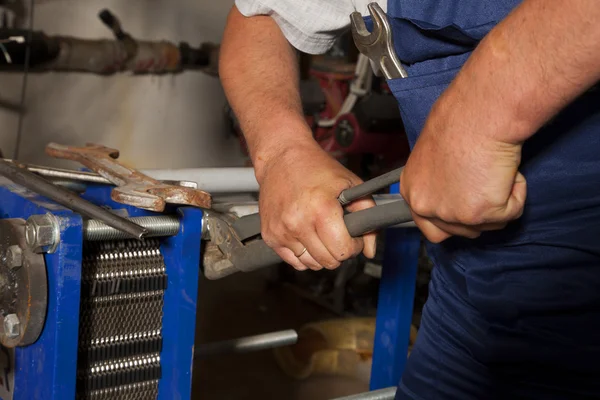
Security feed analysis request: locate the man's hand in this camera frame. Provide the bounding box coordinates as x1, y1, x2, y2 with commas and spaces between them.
257, 140, 377, 271
400, 90, 527, 243
399, 0, 600, 243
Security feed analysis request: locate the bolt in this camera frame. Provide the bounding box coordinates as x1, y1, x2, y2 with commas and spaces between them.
25, 214, 60, 254
4, 245, 22, 269
4, 314, 20, 339
335, 119, 355, 148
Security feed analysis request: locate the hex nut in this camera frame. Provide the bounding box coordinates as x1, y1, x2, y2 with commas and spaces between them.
26, 214, 60, 254
4, 314, 20, 339
4, 245, 22, 269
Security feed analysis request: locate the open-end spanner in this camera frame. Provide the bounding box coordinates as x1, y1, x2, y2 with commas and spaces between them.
350, 3, 408, 79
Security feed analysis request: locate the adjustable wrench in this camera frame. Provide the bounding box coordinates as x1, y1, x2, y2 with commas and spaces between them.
46, 143, 212, 212
350, 3, 408, 79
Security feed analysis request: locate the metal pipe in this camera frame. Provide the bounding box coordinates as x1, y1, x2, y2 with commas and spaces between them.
339, 167, 403, 205
7, 162, 259, 194
84, 215, 180, 241
24, 163, 108, 183
0, 159, 148, 239
142, 168, 259, 193
331, 387, 397, 400
194, 329, 298, 358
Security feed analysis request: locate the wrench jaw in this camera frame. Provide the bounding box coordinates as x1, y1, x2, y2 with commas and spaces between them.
111, 184, 213, 212
148, 186, 212, 210
350, 2, 408, 80
112, 185, 168, 212
350, 11, 378, 54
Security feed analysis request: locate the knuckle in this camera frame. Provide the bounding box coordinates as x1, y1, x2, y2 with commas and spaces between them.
281, 211, 304, 235
458, 205, 487, 226
408, 194, 431, 217
333, 242, 355, 262
435, 206, 454, 222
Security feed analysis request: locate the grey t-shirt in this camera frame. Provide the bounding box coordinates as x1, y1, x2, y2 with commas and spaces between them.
235, 0, 387, 54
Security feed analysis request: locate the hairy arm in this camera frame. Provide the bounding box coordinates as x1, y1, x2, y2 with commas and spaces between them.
219, 6, 311, 180
450, 0, 600, 144
401, 0, 600, 242
219, 6, 376, 270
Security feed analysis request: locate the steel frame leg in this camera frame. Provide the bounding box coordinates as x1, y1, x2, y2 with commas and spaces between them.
369, 227, 421, 390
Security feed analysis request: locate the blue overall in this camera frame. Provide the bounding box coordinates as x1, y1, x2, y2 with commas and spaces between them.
375, 1, 600, 399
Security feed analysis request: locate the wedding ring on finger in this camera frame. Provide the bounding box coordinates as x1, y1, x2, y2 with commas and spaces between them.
295, 247, 307, 258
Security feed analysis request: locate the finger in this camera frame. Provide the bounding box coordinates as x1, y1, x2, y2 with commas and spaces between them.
412, 213, 452, 243
345, 196, 378, 258
505, 172, 527, 219
428, 218, 482, 239
298, 251, 324, 271
275, 247, 309, 271
297, 228, 340, 269
315, 203, 363, 265
362, 232, 377, 259
288, 240, 325, 271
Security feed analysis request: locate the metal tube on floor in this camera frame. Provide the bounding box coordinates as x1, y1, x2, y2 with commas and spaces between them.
194, 329, 298, 358
331, 387, 397, 400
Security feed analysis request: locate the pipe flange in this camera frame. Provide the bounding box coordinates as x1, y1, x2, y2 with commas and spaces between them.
0, 219, 48, 347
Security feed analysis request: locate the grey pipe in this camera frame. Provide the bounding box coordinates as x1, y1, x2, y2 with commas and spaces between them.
142, 168, 259, 193
339, 167, 403, 205
331, 387, 397, 400
194, 329, 298, 358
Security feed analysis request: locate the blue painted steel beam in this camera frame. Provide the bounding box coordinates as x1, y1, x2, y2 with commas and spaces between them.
158, 207, 202, 399
370, 227, 420, 390
0, 181, 83, 400
0, 181, 203, 400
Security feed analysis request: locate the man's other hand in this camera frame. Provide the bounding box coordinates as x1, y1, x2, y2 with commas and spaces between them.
257, 141, 377, 271
400, 94, 527, 243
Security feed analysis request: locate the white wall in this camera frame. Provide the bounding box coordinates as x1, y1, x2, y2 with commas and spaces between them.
1, 0, 245, 169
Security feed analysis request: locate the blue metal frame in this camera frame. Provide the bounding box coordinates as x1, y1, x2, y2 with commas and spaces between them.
0, 180, 83, 400
82, 185, 203, 400
0, 182, 203, 400
158, 207, 202, 399
370, 183, 421, 390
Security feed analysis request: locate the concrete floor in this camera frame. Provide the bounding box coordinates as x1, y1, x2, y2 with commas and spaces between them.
192, 270, 370, 400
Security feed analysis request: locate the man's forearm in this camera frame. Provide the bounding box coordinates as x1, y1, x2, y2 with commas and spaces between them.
220, 6, 315, 180
443, 0, 600, 144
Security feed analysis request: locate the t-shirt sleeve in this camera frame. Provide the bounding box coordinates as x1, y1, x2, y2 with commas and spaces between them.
235, 0, 355, 54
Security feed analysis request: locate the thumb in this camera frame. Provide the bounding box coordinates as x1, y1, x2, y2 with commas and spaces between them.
502, 172, 527, 220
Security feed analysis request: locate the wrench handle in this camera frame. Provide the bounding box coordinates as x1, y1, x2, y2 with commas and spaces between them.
230, 201, 413, 272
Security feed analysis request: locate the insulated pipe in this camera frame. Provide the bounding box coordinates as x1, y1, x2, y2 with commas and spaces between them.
141, 168, 259, 193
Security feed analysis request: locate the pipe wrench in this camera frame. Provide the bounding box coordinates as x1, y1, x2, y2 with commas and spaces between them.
350, 3, 408, 79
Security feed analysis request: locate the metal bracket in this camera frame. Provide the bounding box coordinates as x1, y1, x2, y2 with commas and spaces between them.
0, 219, 47, 347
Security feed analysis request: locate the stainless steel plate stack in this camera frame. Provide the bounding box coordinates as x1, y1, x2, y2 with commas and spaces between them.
76, 239, 167, 400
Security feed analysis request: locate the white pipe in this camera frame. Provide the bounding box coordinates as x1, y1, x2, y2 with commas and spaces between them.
141, 167, 259, 193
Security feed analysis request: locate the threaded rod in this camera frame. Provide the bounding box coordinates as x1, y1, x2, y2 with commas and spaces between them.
84, 216, 180, 241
